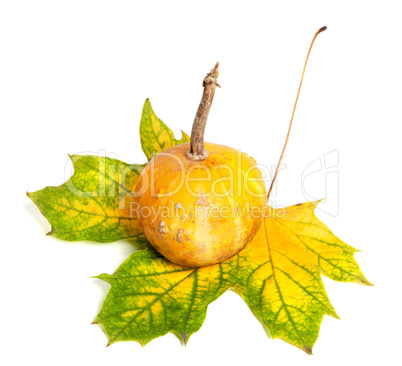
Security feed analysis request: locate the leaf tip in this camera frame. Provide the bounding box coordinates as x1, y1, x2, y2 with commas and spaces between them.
144, 98, 152, 108
328, 308, 341, 320
358, 277, 374, 286
312, 198, 325, 208
93, 273, 110, 282
67, 153, 76, 163
180, 331, 189, 345
303, 346, 313, 355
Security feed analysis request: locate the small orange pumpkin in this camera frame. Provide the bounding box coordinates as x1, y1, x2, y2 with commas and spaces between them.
134, 64, 266, 267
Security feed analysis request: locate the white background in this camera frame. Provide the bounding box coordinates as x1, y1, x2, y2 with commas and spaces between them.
1, 1, 401, 365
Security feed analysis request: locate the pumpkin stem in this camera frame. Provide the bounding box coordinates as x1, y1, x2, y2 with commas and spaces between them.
186, 62, 220, 161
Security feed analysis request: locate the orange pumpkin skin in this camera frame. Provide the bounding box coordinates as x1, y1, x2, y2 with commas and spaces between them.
134, 142, 267, 267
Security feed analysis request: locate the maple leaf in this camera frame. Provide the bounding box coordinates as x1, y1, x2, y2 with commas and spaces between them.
28, 99, 370, 353
94, 201, 371, 353
233, 202, 371, 353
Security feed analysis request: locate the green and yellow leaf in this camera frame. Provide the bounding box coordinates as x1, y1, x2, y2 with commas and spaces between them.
94, 201, 371, 352
28, 100, 370, 353
234, 201, 371, 353
94, 248, 235, 346
140, 98, 190, 161
29, 108, 189, 243
28, 155, 145, 243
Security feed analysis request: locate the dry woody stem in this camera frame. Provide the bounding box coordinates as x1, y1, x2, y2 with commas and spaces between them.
186, 62, 221, 161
